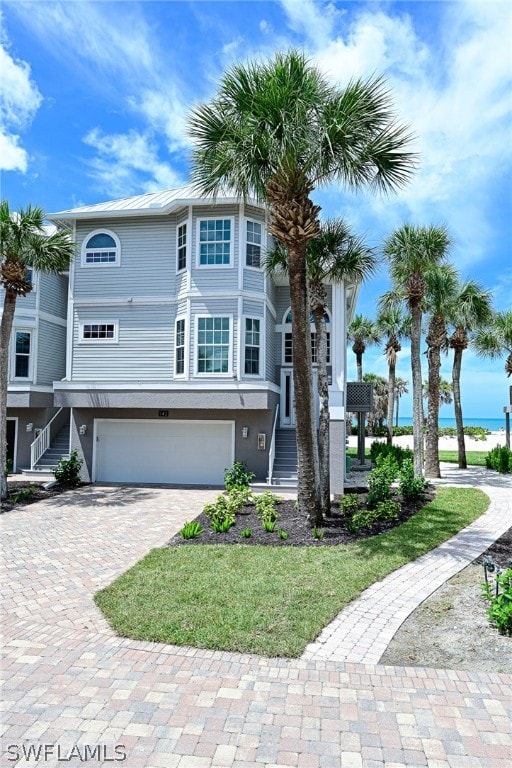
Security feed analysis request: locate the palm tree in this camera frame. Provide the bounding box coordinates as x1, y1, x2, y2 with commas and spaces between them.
363, 373, 388, 433
377, 300, 410, 445
473, 309, 512, 378
394, 377, 409, 427
383, 225, 450, 476
189, 50, 416, 523
266, 219, 375, 515
347, 315, 381, 382
423, 261, 457, 478
423, 377, 453, 406
1, 202, 74, 500
447, 281, 493, 468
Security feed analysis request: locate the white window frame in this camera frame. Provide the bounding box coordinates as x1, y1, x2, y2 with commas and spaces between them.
196, 217, 234, 269
245, 219, 263, 270
176, 221, 188, 273
81, 229, 121, 268
243, 316, 262, 378
79, 321, 119, 344
282, 307, 331, 365
12, 329, 33, 381
194, 315, 233, 376
174, 316, 187, 378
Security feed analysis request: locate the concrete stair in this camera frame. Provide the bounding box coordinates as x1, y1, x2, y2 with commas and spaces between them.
22, 424, 70, 476
271, 428, 298, 486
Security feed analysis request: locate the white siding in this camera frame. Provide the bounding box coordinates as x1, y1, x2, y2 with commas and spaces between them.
37, 320, 66, 385
72, 305, 174, 380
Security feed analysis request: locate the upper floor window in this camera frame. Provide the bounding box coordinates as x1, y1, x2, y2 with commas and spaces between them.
82, 230, 120, 266
198, 219, 232, 266
197, 317, 230, 374
177, 223, 187, 272
283, 309, 330, 365
246, 220, 262, 268
14, 331, 31, 378
175, 318, 186, 376
81, 322, 118, 342
244, 318, 261, 375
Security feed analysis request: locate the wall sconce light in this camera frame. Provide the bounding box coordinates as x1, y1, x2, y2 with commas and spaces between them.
26, 423, 33, 432
242, 426, 249, 439
257, 433, 266, 451
79, 425, 87, 435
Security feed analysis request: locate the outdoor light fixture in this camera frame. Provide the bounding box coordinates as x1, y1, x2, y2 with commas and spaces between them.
26, 423, 33, 432
242, 426, 249, 438
257, 433, 266, 450
79, 425, 87, 435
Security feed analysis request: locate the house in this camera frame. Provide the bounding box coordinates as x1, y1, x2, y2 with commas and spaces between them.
4, 253, 69, 474
44, 185, 357, 490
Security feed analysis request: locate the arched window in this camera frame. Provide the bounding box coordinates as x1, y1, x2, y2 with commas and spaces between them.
82, 230, 120, 265
283, 307, 330, 364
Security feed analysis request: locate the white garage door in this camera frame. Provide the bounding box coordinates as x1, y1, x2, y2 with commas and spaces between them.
94, 420, 234, 485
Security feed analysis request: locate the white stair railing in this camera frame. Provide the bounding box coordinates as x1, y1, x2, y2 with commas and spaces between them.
30, 408, 63, 469
267, 404, 280, 485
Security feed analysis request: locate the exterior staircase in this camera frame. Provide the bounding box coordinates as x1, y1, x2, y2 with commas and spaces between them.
23, 423, 70, 476
271, 428, 298, 486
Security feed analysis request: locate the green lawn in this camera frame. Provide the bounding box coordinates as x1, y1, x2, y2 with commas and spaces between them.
95, 487, 489, 657
347, 447, 487, 466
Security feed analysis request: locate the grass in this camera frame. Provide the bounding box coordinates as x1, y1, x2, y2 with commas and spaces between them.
347, 447, 487, 466
95, 487, 489, 658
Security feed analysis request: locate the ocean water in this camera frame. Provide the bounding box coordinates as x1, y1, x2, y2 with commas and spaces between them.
397, 417, 506, 432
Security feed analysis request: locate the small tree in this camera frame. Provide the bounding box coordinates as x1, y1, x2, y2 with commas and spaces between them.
1, 202, 74, 500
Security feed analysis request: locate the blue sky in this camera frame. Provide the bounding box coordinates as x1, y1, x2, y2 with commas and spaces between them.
2, 0, 511, 421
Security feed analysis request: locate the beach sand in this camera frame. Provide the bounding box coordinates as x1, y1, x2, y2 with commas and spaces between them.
347, 431, 509, 452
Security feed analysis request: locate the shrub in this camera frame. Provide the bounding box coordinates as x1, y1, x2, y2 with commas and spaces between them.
370, 441, 413, 468
262, 519, 277, 533
366, 455, 398, 510
240, 527, 252, 538
255, 491, 280, 524
53, 450, 83, 487
482, 566, 512, 636
485, 445, 512, 474
277, 529, 288, 540
10, 485, 36, 504
226, 486, 252, 513
338, 494, 361, 518
373, 499, 401, 521
398, 459, 427, 501
179, 521, 203, 539
224, 461, 255, 490
203, 495, 236, 532
312, 527, 325, 540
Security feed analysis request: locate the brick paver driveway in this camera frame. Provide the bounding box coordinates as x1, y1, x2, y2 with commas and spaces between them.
1, 484, 511, 767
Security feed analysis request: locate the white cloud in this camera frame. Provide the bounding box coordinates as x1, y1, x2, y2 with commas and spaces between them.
83, 128, 184, 198
0, 26, 42, 173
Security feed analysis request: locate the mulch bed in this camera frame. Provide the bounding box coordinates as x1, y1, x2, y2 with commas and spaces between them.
169, 486, 437, 547
477, 527, 512, 569
1, 481, 79, 514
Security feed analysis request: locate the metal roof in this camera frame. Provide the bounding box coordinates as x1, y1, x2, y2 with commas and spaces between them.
48, 184, 262, 221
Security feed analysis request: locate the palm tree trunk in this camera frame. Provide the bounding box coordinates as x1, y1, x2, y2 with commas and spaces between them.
395, 394, 400, 427
410, 302, 424, 476
424, 345, 441, 478
356, 352, 363, 382
452, 347, 467, 469
312, 300, 330, 517
0, 289, 17, 500
288, 246, 322, 525
386, 362, 396, 446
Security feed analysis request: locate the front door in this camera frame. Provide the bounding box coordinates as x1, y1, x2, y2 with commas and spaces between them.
6, 419, 17, 472
280, 369, 295, 427
280, 369, 320, 428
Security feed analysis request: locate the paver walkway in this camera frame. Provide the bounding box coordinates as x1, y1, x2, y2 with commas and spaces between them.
303, 464, 512, 664
1, 478, 511, 767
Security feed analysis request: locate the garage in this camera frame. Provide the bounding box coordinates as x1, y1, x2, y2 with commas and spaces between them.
94, 419, 234, 485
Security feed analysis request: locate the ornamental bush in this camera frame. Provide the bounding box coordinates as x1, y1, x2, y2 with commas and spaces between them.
53, 450, 83, 487
485, 445, 512, 474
